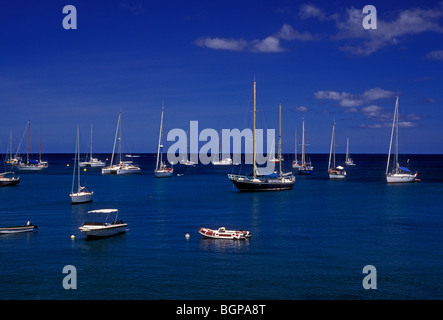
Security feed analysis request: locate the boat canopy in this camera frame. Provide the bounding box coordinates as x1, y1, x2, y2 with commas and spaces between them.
88, 209, 118, 214
399, 167, 411, 172
29, 160, 39, 164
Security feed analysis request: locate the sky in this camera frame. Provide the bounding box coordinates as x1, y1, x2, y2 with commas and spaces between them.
0, 0, 442, 154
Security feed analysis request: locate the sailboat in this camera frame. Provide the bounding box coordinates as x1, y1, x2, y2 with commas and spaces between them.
228, 81, 295, 191
385, 96, 418, 183
70, 126, 93, 204
345, 138, 356, 166
17, 121, 48, 171
180, 131, 196, 167
292, 129, 302, 169
328, 122, 346, 179
102, 113, 141, 175
298, 118, 314, 175
79, 124, 106, 168
154, 104, 173, 177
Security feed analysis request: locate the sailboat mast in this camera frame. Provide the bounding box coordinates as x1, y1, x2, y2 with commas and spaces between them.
346, 138, 349, 161
253, 80, 257, 179
395, 96, 399, 169
333, 123, 336, 168
39, 129, 42, 163
156, 104, 164, 171
26, 120, 30, 165
302, 118, 305, 166
328, 122, 334, 170
77, 127, 81, 190
386, 97, 397, 175
278, 103, 282, 174
90, 123, 93, 162
110, 113, 121, 167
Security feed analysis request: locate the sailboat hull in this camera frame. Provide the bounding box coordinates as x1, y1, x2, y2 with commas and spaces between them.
386, 173, 417, 183
154, 169, 173, 178
70, 191, 94, 204
228, 175, 295, 192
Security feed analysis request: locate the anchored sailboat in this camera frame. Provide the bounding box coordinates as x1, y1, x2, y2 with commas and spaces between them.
328, 122, 346, 179
298, 118, 313, 175
102, 113, 141, 175
385, 96, 418, 183
17, 121, 48, 171
228, 81, 295, 191
79, 124, 106, 168
70, 126, 93, 204
345, 138, 356, 166
154, 104, 173, 177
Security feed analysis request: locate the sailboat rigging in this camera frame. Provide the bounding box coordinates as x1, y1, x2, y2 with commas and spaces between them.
345, 138, 356, 166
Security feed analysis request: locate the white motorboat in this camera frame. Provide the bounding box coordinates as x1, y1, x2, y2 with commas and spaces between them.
79, 209, 128, 238
386, 96, 418, 183
154, 104, 173, 178
0, 221, 37, 234
199, 227, 251, 239
213, 157, 233, 165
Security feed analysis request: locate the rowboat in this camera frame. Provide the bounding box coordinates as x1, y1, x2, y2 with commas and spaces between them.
0, 221, 37, 234
199, 227, 251, 240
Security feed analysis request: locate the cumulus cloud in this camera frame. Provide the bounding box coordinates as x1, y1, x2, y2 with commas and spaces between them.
314, 88, 395, 108
195, 24, 316, 53
299, 3, 443, 55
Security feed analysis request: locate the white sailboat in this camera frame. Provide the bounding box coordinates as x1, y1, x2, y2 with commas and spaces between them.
386, 96, 418, 183
17, 121, 48, 171
345, 138, 356, 166
79, 124, 106, 168
70, 126, 93, 204
154, 104, 173, 177
102, 113, 141, 175
180, 131, 196, 167
298, 118, 314, 175
328, 122, 346, 179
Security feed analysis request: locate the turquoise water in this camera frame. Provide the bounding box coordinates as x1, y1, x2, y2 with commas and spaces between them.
0, 154, 442, 299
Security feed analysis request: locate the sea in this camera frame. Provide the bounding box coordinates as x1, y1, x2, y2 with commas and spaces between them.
0, 153, 442, 300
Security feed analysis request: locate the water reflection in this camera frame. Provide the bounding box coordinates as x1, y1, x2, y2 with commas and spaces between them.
199, 237, 250, 252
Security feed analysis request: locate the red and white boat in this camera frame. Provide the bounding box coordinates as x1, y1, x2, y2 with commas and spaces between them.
199, 227, 251, 240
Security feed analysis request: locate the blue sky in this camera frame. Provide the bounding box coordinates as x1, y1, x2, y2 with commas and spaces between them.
0, 0, 442, 154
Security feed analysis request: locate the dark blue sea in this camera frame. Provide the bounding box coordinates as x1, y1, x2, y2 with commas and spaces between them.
1, 153, 442, 300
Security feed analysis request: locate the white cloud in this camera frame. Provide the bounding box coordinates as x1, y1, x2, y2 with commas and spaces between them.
314, 88, 396, 109
300, 3, 443, 55
294, 106, 308, 112
196, 24, 316, 53
425, 49, 443, 60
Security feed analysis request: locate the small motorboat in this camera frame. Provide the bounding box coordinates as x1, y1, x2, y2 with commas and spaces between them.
0, 221, 37, 234
79, 209, 128, 238
0, 172, 20, 187
199, 227, 251, 240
